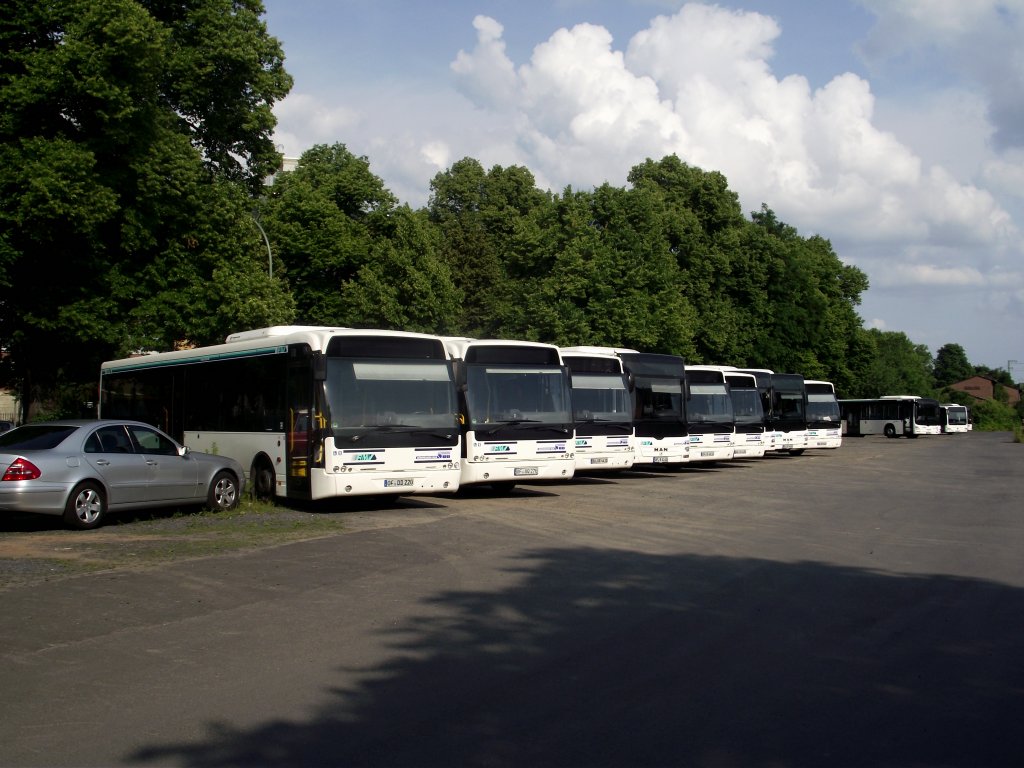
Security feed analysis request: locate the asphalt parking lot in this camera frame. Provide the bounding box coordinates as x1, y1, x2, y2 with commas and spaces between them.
1, 432, 1023, 767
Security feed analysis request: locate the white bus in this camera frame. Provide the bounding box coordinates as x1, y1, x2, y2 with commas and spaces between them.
719, 369, 769, 458
804, 380, 843, 449
560, 348, 636, 471
839, 395, 942, 438
100, 326, 462, 501
684, 365, 736, 462
564, 347, 689, 466
736, 369, 810, 454
445, 338, 575, 491
940, 403, 970, 433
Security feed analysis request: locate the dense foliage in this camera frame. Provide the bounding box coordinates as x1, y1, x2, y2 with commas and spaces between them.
0, 0, 294, 419
1, 3, 1019, 427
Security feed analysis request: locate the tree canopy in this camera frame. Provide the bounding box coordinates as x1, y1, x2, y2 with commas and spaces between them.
933, 343, 974, 388
3, 2, 1009, 421
0, 0, 293, 419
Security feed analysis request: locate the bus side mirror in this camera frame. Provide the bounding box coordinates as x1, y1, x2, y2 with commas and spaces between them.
312, 353, 327, 381
627, 373, 635, 392
452, 360, 467, 391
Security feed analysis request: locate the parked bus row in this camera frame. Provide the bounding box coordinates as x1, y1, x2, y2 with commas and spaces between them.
837, 397, 971, 437
99, 326, 846, 505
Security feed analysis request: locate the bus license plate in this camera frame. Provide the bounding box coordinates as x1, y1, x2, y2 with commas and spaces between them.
514, 467, 539, 476
384, 479, 414, 487
653, 456, 670, 463
701, 450, 715, 456
590, 457, 608, 464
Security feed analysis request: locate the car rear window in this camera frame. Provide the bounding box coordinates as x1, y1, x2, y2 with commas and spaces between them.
0, 425, 80, 450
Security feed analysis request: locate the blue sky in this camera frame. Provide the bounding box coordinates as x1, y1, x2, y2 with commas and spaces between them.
261, 0, 1024, 377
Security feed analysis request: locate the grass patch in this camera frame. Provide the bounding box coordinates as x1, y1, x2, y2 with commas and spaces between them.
0, 497, 349, 588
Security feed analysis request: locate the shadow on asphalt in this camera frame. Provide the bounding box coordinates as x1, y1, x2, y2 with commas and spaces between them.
130, 547, 1024, 767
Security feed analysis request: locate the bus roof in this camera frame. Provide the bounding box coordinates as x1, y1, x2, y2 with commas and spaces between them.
560, 345, 640, 356
102, 327, 452, 371
443, 337, 564, 365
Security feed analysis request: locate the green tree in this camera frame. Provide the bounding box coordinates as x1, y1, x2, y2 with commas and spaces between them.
428, 158, 552, 336
968, 398, 1019, 431
933, 343, 973, 387
854, 330, 935, 398
628, 156, 745, 362
748, 206, 869, 380
511, 183, 697, 354
264, 144, 460, 332
0, 0, 292, 419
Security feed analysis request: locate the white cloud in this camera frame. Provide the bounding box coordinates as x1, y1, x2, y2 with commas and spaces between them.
858, 0, 1024, 150
873, 262, 986, 288
420, 141, 451, 172
450, 4, 1019, 254
267, 0, 1024, 367
982, 150, 1024, 198
451, 16, 519, 111
272, 93, 362, 157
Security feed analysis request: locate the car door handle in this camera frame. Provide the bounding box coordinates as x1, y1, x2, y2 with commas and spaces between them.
146, 460, 158, 466
95, 459, 110, 466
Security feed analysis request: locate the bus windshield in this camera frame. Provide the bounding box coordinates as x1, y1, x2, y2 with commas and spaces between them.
571, 373, 632, 423
325, 358, 458, 434
634, 377, 684, 422
774, 390, 806, 422
687, 383, 734, 424
464, 365, 572, 428
806, 393, 840, 422
729, 389, 764, 425
946, 407, 968, 425
915, 400, 941, 426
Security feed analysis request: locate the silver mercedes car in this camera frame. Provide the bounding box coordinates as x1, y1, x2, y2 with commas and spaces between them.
0, 419, 245, 529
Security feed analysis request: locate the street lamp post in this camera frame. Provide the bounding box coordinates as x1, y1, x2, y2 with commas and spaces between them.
251, 213, 273, 279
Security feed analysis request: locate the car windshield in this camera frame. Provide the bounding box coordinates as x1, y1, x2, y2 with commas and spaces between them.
0, 424, 79, 450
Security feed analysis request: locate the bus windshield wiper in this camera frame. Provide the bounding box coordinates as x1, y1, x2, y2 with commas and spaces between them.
415, 430, 455, 440
578, 417, 631, 432
347, 424, 418, 441
348, 425, 456, 442
478, 419, 541, 435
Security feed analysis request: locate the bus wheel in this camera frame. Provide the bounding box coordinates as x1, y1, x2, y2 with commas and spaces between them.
788, 449, 805, 456
884, 424, 897, 438
251, 458, 275, 499
490, 481, 517, 494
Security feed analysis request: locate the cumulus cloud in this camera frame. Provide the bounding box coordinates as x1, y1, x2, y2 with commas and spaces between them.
982, 150, 1024, 197
873, 262, 986, 289
272, 93, 363, 156
859, 0, 1024, 150
450, 6, 1018, 252
451, 16, 519, 111
270, 1, 1024, 365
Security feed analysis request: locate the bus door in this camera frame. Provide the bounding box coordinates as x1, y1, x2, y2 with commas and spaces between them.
286, 347, 318, 498
844, 405, 860, 436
